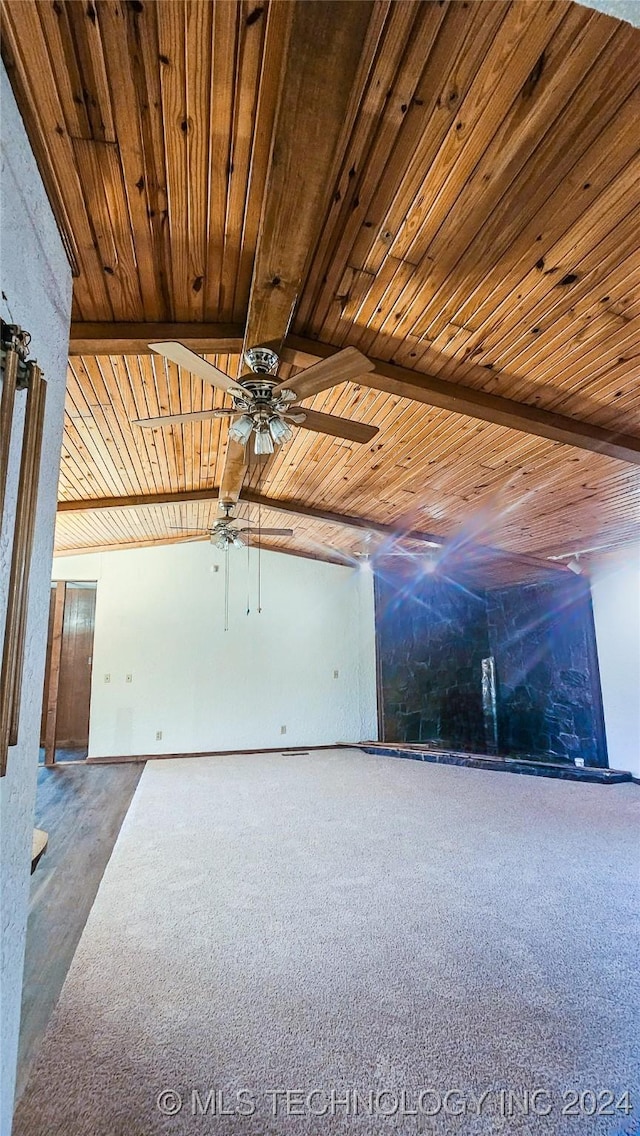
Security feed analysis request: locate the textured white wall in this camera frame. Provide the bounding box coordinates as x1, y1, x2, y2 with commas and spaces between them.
52, 543, 378, 757
0, 64, 72, 1135
590, 553, 640, 778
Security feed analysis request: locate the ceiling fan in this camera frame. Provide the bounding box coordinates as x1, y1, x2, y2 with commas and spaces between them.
171, 504, 293, 551
133, 342, 378, 460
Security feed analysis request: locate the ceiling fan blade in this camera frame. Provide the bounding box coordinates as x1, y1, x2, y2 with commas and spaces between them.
168, 526, 210, 532
272, 346, 374, 401
133, 408, 234, 428
150, 341, 248, 398
246, 528, 294, 538
291, 406, 378, 444
219, 438, 248, 507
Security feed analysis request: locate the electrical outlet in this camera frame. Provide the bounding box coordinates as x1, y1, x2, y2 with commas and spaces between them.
126, 673, 132, 683
104, 673, 111, 683
280, 725, 287, 735
156, 730, 163, 741
333, 669, 339, 679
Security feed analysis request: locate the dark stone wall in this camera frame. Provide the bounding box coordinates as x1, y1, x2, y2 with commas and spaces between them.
374, 570, 608, 767
486, 577, 607, 767
375, 573, 489, 751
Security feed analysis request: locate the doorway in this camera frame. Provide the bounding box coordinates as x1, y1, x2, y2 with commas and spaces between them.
40, 581, 96, 763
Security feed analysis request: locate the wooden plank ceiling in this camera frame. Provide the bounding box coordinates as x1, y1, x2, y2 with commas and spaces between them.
2, 0, 639, 580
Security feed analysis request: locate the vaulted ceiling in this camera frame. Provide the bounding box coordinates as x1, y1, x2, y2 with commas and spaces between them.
2, 0, 639, 580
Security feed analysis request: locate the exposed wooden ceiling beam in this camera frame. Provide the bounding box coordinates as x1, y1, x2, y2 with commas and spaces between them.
241, 1, 374, 355
54, 532, 345, 568
215, 0, 374, 510
66, 323, 640, 465
530, 527, 640, 558
68, 322, 244, 356
57, 485, 441, 540
56, 487, 562, 574
282, 337, 640, 467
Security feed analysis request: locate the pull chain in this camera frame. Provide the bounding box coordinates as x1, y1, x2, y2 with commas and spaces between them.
246, 534, 251, 616
224, 542, 230, 632
246, 443, 251, 615
257, 472, 262, 614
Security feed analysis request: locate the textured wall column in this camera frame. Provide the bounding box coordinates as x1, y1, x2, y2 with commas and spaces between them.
0, 63, 72, 1135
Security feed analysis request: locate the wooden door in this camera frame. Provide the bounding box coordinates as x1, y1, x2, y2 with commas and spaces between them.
40, 581, 96, 762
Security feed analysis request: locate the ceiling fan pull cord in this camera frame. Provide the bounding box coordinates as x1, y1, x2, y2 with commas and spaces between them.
246, 443, 252, 615
224, 544, 230, 632
257, 479, 262, 614
246, 533, 251, 616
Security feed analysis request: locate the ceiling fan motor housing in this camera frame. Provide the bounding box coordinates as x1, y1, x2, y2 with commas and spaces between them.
239, 377, 278, 407
230, 350, 299, 451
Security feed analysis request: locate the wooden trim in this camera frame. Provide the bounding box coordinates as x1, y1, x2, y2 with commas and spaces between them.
282, 336, 640, 467
1, 369, 47, 775
68, 322, 245, 356
44, 581, 66, 767
0, 340, 19, 525
10, 372, 47, 744
86, 743, 335, 765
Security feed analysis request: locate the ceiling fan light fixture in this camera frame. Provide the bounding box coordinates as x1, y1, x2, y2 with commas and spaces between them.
254, 426, 274, 455
228, 414, 254, 445
268, 416, 293, 445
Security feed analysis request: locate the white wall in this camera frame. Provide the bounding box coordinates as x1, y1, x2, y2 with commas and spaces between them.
52, 543, 378, 758
0, 64, 72, 1135
591, 551, 640, 778
578, 1, 640, 27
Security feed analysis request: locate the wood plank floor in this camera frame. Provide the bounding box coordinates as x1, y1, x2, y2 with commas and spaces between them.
15, 761, 143, 1104
38, 746, 88, 764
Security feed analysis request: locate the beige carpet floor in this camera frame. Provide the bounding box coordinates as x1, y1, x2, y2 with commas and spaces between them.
14, 748, 640, 1136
